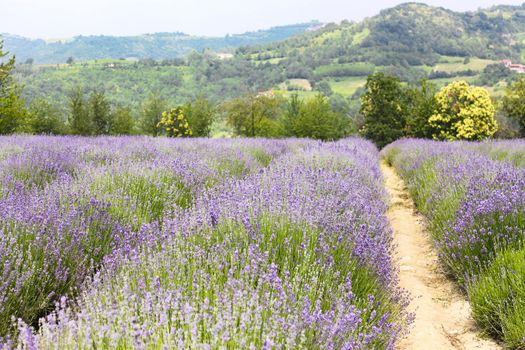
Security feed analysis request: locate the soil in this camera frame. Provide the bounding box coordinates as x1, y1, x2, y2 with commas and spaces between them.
380, 162, 502, 350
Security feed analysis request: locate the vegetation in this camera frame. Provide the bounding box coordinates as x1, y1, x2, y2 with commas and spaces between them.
3, 22, 319, 63
223, 94, 285, 137
0, 137, 409, 347
359, 73, 407, 148
182, 97, 216, 137
429, 81, 497, 140
27, 98, 66, 135
469, 249, 525, 348
156, 107, 193, 137
359, 74, 437, 147
502, 77, 525, 136
141, 94, 167, 136
4, 3, 525, 140
0, 40, 28, 134
382, 139, 525, 349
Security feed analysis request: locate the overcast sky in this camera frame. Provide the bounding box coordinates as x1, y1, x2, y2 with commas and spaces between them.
2, 0, 524, 39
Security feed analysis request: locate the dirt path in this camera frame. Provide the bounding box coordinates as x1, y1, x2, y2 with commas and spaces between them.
380, 162, 501, 350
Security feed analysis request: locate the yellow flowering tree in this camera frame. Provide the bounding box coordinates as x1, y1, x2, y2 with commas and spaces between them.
429, 81, 497, 140
156, 107, 193, 137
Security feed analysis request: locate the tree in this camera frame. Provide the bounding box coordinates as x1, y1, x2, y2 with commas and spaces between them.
223, 94, 285, 137
294, 94, 350, 140
502, 77, 525, 137
68, 87, 93, 135
429, 81, 497, 140
183, 97, 215, 137
314, 80, 333, 96
0, 39, 29, 134
110, 106, 135, 135
28, 99, 66, 135
156, 107, 192, 137
281, 93, 303, 136
89, 90, 112, 135
404, 79, 437, 138
66, 57, 75, 65
141, 94, 166, 136
359, 73, 407, 148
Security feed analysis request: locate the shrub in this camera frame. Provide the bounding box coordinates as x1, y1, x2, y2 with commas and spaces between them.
469, 249, 525, 349
429, 81, 497, 140
156, 107, 193, 137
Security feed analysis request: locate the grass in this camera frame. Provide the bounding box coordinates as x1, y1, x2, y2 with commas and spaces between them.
469, 249, 525, 349
433, 58, 496, 73
328, 77, 367, 96
429, 75, 477, 87
278, 90, 319, 99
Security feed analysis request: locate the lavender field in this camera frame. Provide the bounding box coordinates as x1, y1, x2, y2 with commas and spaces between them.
0, 136, 410, 349
382, 139, 525, 349
1, 136, 524, 349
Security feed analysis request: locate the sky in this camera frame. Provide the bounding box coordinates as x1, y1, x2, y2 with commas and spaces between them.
2, 0, 525, 39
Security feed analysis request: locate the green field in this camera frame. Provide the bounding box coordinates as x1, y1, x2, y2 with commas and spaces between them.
328, 77, 367, 96
433, 57, 497, 73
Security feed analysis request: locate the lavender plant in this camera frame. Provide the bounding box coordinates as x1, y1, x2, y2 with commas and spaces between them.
382, 139, 525, 348
4, 137, 409, 349
0, 136, 292, 341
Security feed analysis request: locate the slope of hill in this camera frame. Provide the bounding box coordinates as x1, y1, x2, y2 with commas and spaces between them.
239, 2, 525, 96
11, 3, 525, 112
245, 3, 525, 65
2, 22, 320, 64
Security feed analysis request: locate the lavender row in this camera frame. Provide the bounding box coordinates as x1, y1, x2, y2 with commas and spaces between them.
382, 139, 525, 348
10, 138, 409, 349
0, 136, 293, 339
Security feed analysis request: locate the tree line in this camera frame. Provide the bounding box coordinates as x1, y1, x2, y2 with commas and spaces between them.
2, 39, 525, 144
359, 73, 525, 147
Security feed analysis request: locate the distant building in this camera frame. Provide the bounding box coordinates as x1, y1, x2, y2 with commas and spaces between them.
216, 53, 234, 60
501, 59, 525, 73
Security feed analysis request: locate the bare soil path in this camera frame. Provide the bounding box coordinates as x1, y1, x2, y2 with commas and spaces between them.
380, 162, 501, 350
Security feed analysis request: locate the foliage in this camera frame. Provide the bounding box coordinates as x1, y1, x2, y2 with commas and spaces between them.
429, 81, 497, 140
12, 3, 525, 114
68, 87, 93, 136
293, 94, 351, 140
89, 90, 112, 135
28, 98, 67, 134
3, 23, 318, 63
475, 63, 515, 86
110, 106, 135, 135
281, 93, 302, 137
469, 249, 525, 349
382, 139, 525, 349
502, 77, 525, 136
223, 94, 285, 137
182, 97, 215, 137
156, 107, 193, 137
1, 136, 408, 348
404, 79, 437, 138
140, 94, 167, 136
0, 39, 29, 134
313, 80, 333, 96
359, 73, 407, 148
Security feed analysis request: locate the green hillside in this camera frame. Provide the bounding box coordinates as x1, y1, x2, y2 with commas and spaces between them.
11, 3, 525, 111
2, 22, 320, 64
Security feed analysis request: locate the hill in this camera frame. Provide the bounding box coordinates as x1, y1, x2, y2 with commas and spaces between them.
11, 3, 525, 113
2, 22, 320, 64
